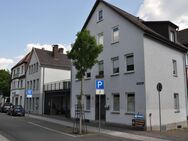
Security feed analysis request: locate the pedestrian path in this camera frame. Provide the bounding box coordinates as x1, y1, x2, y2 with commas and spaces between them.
26, 114, 171, 141
0, 135, 9, 141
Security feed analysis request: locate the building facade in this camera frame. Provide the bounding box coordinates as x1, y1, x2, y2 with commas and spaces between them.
71, 0, 188, 131
10, 53, 31, 107
25, 45, 71, 115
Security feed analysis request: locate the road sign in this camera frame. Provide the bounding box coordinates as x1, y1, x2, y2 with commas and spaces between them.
157, 83, 162, 92
96, 80, 104, 95
26, 89, 32, 98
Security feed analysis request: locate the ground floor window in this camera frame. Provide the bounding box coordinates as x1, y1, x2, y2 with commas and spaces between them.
85, 95, 91, 111
127, 93, 135, 113
113, 93, 120, 112
174, 93, 180, 112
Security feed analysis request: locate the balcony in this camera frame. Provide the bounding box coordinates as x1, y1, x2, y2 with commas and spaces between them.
44, 80, 71, 91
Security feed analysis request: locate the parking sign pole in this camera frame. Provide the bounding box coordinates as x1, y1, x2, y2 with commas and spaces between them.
99, 94, 101, 133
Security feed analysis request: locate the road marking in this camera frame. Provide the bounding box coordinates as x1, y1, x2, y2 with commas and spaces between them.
28, 122, 79, 138
0, 134, 9, 141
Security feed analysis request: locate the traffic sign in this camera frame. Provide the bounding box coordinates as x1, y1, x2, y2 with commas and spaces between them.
26, 89, 32, 98
157, 83, 162, 92
96, 80, 104, 95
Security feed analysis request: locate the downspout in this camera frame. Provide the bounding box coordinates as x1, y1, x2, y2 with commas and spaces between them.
42, 67, 45, 115
184, 53, 188, 118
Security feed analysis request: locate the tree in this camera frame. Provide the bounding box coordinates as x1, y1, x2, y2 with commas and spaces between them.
67, 30, 103, 134
0, 69, 11, 98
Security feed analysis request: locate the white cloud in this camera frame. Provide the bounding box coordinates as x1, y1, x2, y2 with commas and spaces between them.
0, 58, 14, 70
26, 43, 71, 54
137, 0, 188, 30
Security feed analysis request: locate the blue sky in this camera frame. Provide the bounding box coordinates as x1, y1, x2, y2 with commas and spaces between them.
0, 0, 187, 70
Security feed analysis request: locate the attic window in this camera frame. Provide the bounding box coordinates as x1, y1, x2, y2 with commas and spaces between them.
170, 31, 175, 42
98, 10, 103, 22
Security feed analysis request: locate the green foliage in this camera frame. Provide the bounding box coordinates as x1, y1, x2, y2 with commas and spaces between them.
0, 69, 11, 97
67, 30, 103, 79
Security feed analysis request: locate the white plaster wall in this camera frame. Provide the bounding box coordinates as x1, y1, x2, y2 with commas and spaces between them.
71, 2, 146, 125
44, 68, 70, 83
144, 37, 187, 129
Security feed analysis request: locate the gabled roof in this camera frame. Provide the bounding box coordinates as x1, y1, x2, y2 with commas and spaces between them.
82, 0, 187, 52
178, 28, 188, 46
11, 51, 32, 70
34, 48, 71, 70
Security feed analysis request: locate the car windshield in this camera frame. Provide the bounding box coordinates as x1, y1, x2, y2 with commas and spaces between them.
14, 105, 22, 109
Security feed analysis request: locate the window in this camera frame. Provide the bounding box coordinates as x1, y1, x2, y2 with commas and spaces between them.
125, 54, 134, 72
17, 67, 20, 75
36, 79, 39, 90
172, 60, 177, 76
112, 57, 119, 74
20, 96, 22, 106
97, 33, 104, 45
34, 64, 36, 73
85, 95, 91, 111
174, 93, 180, 112
85, 70, 91, 79
27, 81, 29, 89
33, 80, 36, 90
98, 10, 103, 21
98, 60, 104, 76
20, 80, 23, 88
112, 26, 119, 43
30, 81, 32, 90
36, 63, 39, 72
113, 93, 120, 112
170, 31, 175, 42
127, 93, 135, 113
21, 66, 24, 74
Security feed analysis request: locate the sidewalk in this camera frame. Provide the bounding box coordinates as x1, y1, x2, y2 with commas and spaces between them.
0, 135, 9, 141
26, 114, 171, 141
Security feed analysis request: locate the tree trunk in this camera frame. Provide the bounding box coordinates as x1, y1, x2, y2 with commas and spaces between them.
79, 77, 84, 134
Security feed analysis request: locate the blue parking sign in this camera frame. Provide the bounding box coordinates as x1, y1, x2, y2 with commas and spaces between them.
27, 89, 32, 98
96, 80, 104, 95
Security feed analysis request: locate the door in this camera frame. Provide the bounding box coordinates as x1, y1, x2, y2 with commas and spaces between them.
95, 95, 106, 120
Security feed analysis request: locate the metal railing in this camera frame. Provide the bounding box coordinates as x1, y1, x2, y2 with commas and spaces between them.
44, 80, 71, 91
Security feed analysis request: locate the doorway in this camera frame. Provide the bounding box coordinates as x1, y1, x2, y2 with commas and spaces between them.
95, 95, 106, 120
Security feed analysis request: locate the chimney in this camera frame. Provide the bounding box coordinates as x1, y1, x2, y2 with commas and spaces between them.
58, 48, 64, 54
52, 44, 59, 59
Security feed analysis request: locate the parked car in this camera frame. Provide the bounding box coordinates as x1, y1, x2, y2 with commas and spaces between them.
7, 105, 25, 116
1, 102, 13, 113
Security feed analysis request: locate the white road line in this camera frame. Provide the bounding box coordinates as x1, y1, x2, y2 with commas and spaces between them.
28, 122, 78, 138
0, 134, 9, 141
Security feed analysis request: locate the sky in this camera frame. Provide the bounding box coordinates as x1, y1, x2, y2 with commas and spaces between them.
0, 0, 188, 70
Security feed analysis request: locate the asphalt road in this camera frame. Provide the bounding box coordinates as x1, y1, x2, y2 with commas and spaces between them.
0, 113, 136, 141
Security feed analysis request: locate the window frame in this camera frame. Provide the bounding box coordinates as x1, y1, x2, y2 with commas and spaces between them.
85, 95, 91, 111
174, 93, 180, 112
112, 26, 119, 44
172, 59, 177, 77
126, 93, 135, 114
112, 93, 120, 112
170, 31, 175, 42
97, 32, 104, 45
125, 53, 134, 73
97, 9, 103, 22
111, 57, 119, 75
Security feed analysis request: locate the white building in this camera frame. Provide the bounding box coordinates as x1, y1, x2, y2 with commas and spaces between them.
25, 45, 71, 115
10, 53, 31, 107
71, 0, 188, 131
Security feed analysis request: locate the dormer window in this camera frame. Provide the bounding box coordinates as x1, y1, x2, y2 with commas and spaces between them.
98, 10, 103, 22
170, 31, 175, 42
